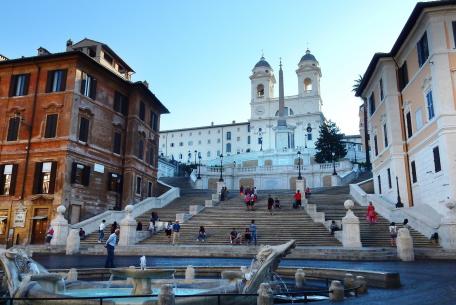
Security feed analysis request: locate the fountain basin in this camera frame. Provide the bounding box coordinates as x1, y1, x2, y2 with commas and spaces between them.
110, 268, 176, 295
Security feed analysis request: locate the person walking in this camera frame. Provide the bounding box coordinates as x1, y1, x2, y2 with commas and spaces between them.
165, 221, 173, 243
111, 221, 118, 234
240, 185, 244, 196
250, 220, 257, 246
267, 195, 274, 215
79, 228, 86, 240
293, 190, 302, 209
274, 197, 281, 209
389, 222, 398, 247
172, 220, 181, 245
244, 193, 251, 211
105, 229, 120, 268
366, 202, 378, 224
45, 226, 54, 244
150, 212, 159, 233
98, 219, 106, 243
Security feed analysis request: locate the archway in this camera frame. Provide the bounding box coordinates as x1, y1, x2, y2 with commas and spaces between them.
323, 175, 332, 187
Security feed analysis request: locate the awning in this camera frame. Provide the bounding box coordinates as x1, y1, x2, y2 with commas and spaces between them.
0, 216, 7, 221
31, 216, 47, 220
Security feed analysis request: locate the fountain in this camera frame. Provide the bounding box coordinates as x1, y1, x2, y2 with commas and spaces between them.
0, 240, 297, 305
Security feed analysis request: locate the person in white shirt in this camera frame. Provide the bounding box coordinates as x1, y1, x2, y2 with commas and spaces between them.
105, 229, 120, 268
98, 219, 106, 243
389, 222, 398, 247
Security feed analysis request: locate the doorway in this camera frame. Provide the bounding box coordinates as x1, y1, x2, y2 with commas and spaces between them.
31, 208, 49, 244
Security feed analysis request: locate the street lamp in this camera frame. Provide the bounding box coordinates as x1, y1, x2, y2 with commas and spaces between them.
219, 154, 224, 182
194, 150, 197, 166
395, 176, 403, 208
187, 150, 191, 164
197, 154, 202, 179
297, 151, 302, 180
332, 151, 337, 175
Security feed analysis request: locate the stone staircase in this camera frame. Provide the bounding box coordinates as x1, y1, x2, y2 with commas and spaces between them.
139, 190, 340, 247
309, 186, 437, 248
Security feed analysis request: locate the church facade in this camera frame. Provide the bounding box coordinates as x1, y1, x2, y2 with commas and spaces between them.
159, 50, 324, 163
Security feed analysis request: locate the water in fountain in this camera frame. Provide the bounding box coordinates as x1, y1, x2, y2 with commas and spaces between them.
272, 271, 293, 304
139, 256, 147, 270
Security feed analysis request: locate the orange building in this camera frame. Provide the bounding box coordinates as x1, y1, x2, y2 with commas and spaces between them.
0, 39, 168, 245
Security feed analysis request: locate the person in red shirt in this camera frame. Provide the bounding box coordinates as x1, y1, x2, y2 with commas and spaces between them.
294, 190, 302, 209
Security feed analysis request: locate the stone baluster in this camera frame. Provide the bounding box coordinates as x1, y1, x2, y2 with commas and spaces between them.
257, 282, 273, 305
343, 273, 355, 290
439, 199, 456, 249
118, 205, 136, 246
295, 268, 306, 288
396, 228, 414, 261
341, 200, 362, 248
65, 229, 80, 255
185, 265, 195, 282
354, 275, 368, 294
50, 205, 69, 246
158, 284, 175, 305
329, 280, 344, 301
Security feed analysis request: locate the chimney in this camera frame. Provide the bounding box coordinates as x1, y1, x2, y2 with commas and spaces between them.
37, 47, 51, 56
143, 80, 149, 88
66, 39, 73, 51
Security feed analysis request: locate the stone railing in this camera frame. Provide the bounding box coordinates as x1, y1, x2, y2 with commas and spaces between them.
70, 181, 180, 235
339, 169, 358, 185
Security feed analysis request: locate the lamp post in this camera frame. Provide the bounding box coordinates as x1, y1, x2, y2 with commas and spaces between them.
353, 144, 357, 163
197, 154, 201, 179
297, 151, 302, 180
395, 176, 403, 208
332, 151, 337, 175
187, 150, 191, 164
219, 154, 224, 182
194, 150, 197, 166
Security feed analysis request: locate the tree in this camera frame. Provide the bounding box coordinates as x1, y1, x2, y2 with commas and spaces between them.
314, 120, 347, 163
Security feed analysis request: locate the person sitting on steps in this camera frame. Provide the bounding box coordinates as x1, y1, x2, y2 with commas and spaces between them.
330, 221, 340, 235
230, 228, 241, 244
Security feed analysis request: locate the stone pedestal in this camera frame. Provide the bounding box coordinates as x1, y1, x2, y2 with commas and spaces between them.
354, 276, 367, 294
331, 174, 340, 187
342, 200, 362, 248
295, 268, 306, 288
216, 181, 225, 196
257, 282, 273, 305
295, 179, 305, 194
343, 273, 354, 289
195, 178, 203, 190
205, 200, 214, 208
50, 205, 69, 246
439, 200, 456, 249
397, 228, 414, 261
185, 265, 195, 281
118, 205, 136, 246
158, 284, 175, 305
211, 194, 220, 203
329, 280, 344, 301
66, 229, 80, 255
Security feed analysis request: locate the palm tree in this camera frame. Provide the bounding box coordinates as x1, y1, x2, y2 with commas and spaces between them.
352, 74, 371, 170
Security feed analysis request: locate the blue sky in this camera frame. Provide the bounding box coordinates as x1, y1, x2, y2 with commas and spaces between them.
1, 0, 422, 134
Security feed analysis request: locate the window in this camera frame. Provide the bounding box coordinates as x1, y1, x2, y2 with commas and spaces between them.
0, 164, 18, 195
198, 140, 201, 145
226, 132, 231, 140
304, 78, 312, 91
379, 79, 384, 101
7, 117, 20, 141
411, 161, 417, 183
247, 124, 250, 132
398, 62, 409, 91
217, 150, 220, 156
148, 181, 153, 197
417, 32, 429, 67
150, 111, 158, 131
237, 137, 240, 142
207, 151, 211, 157
387, 168, 392, 189
107, 173, 122, 193
247, 135, 251, 144
146, 142, 154, 166
452, 21, 456, 48
415, 108, 423, 130
114, 91, 128, 115
9, 74, 30, 97
378, 175, 382, 194
78, 117, 89, 142
46, 70, 67, 93
139, 101, 145, 121
170, 143, 174, 147
137, 135, 144, 160
113, 131, 122, 154
80, 72, 97, 99
71, 162, 90, 186
406, 112, 413, 138
368, 94, 376, 116
226, 143, 231, 153
179, 142, 183, 146
44, 114, 58, 138
257, 84, 264, 97
188, 141, 193, 146
207, 139, 211, 144
426, 91, 435, 120
307, 133, 312, 141
217, 139, 221, 143
33, 161, 57, 194
135, 176, 142, 195
383, 124, 388, 147
103, 53, 113, 65
433, 146, 441, 173
374, 135, 378, 156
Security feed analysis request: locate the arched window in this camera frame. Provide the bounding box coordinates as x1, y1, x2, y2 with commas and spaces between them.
304, 78, 312, 92
275, 107, 293, 116
257, 84, 265, 97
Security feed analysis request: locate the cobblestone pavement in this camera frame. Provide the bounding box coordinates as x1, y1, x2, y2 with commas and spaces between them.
33, 255, 456, 305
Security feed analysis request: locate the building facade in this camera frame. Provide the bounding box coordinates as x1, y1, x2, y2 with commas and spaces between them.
160, 50, 325, 164
356, 1, 456, 218
0, 38, 168, 245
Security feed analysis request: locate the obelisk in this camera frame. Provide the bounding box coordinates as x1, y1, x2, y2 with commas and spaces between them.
275, 59, 295, 150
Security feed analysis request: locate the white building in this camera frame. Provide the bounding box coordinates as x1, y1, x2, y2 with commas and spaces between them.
160, 50, 325, 163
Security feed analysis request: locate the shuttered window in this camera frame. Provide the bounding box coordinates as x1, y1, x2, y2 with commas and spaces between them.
139, 101, 145, 121
44, 114, 58, 138
33, 161, 57, 194
417, 32, 429, 67
80, 72, 97, 99
387, 168, 392, 189
433, 146, 441, 173
150, 111, 158, 131
374, 135, 378, 156
135, 176, 142, 195
411, 161, 417, 183
107, 173, 122, 193
113, 131, 122, 154
406, 112, 413, 138
378, 175, 382, 194
0, 164, 18, 195
46, 69, 67, 93
71, 162, 90, 186
398, 62, 409, 91
9, 74, 30, 97
114, 91, 128, 115
368, 94, 376, 116
78, 117, 89, 142
7, 117, 20, 141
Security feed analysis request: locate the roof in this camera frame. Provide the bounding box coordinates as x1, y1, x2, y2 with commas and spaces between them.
299, 49, 317, 63
160, 121, 249, 133
71, 38, 135, 73
355, 0, 456, 97
254, 56, 272, 69
0, 50, 168, 113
